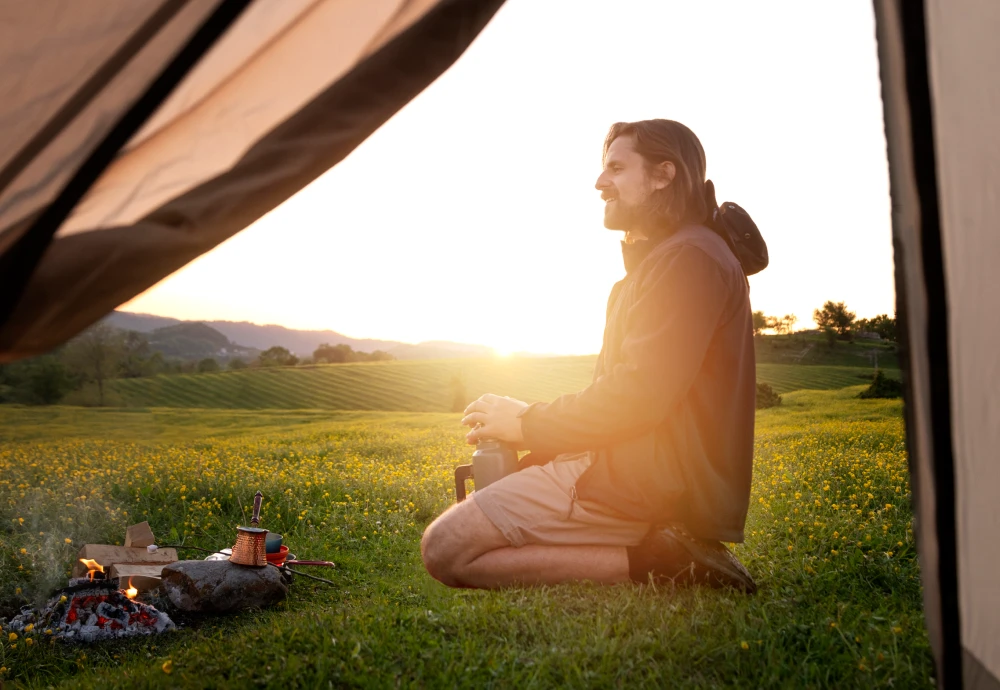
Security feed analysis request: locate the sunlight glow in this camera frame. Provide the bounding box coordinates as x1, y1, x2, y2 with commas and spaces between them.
123, 1, 894, 355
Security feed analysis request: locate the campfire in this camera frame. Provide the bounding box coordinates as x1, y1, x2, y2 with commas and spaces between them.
3, 577, 175, 643
2, 522, 178, 643
2, 511, 331, 643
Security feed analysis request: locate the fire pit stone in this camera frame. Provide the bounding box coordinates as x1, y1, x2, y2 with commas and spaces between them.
161, 560, 290, 613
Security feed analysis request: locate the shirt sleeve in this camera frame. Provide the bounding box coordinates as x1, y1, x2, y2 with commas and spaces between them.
519, 244, 731, 454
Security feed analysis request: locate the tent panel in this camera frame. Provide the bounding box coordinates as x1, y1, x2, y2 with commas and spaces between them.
0, 0, 505, 359
966, 650, 1000, 690
126, 0, 321, 151
926, 0, 1000, 682
0, 0, 221, 241
873, 0, 945, 676
0, 0, 163, 168
56, 0, 438, 238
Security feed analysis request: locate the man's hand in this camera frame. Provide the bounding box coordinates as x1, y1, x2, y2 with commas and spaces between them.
461, 394, 528, 446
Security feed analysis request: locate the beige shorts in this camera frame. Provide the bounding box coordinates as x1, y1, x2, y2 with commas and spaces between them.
470, 452, 652, 548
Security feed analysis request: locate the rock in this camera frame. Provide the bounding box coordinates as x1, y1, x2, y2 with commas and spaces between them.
160, 560, 289, 613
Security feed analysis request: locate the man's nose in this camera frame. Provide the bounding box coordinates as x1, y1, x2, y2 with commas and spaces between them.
595, 171, 610, 190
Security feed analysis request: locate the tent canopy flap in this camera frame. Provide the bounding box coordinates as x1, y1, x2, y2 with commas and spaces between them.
0, 0, 505, 360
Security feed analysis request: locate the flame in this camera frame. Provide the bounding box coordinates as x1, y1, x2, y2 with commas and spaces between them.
124, 577, 138, 600
79, 558, 104, 581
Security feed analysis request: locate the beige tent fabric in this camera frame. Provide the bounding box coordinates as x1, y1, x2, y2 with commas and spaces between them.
926, 0, 1000, 683
0, 0, 222, 240
57, 0, 439, 238
873, 0, 945, 674
0, 0, 162, 169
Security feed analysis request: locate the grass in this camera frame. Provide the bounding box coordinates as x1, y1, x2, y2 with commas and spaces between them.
0, 388, 932, 688
106, 357, 895, 411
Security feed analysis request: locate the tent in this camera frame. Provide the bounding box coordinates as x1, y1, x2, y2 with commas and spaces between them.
0, 1, 993, 687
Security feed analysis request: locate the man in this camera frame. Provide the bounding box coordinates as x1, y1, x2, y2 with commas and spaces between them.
420, 119, 757, 593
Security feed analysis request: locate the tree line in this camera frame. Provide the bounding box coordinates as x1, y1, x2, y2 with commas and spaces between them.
0, 324, 396, 406
751, 301, 897, 344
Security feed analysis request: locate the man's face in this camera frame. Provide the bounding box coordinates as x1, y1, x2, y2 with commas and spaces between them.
595, 134, 671, 232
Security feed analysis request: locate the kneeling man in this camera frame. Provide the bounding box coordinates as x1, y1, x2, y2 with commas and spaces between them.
421, 119, 756, 593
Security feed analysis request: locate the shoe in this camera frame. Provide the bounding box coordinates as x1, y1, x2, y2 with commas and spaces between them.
628, 525, 757, 594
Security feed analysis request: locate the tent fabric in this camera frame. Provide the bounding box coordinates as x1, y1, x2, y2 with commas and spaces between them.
0, 0, 505, 359
877, 0, 1000, 688
925, 0, 1000, 686
0, 0, 222, 245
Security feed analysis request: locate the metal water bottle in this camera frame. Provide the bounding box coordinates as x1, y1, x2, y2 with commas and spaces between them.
455, 438, 518, 501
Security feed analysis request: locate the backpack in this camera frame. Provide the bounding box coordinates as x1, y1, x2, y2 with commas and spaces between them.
704, 180, 769, 276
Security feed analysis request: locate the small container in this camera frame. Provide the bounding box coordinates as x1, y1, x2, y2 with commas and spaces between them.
265, 545, 289, 567
455, 438, 518, 502
265, 533, 283, 554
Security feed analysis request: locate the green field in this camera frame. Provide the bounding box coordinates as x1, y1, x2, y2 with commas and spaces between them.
0, 387, 932, 688
107, 357, 893, 411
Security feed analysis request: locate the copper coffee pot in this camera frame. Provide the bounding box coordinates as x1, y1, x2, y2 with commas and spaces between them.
230, 491, 268, 567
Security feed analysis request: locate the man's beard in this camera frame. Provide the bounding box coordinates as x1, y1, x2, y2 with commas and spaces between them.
603, 196, 656, 233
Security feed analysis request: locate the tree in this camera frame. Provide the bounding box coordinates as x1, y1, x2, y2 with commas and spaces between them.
868, 313, 897, 342
25, 356, 75, 404
751, 311, 769, 337
63, 323, 124, 406
258, 346, 298, 367
197, 357, 220, 373
314, 342, 354, 364
775, 314, 798, 336
0, 355, 75, 404
119, 330, 152, 378
813, 301, 856, 338
228, 357, 248, 370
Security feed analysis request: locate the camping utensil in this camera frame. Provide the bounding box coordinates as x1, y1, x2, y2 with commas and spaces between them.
455, 438, 518, 501
230, 491, 268, 566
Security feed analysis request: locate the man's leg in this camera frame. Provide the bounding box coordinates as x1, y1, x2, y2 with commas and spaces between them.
420, 498, 629, 589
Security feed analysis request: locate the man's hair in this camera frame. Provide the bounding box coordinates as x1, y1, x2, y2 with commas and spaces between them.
603, 119, 710, 233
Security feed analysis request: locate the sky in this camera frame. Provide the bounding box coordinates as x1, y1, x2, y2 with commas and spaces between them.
122, 0, 896, 356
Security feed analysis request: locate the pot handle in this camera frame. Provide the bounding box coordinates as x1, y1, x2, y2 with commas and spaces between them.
455, 464, 473, 502
251, 491, 263, 526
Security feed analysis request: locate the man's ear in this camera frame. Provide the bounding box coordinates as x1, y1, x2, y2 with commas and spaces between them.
651, 161, 676, 191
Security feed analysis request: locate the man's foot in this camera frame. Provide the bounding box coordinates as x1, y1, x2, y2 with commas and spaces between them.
627, 525, 757, 594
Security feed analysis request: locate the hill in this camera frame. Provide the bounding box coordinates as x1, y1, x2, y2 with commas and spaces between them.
104, 311, 496, 359
145, 322, 259, 360
108, 357, 895, 412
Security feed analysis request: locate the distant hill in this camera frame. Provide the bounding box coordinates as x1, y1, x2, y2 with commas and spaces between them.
104, 311, 501, 360
144, 322, 259, 360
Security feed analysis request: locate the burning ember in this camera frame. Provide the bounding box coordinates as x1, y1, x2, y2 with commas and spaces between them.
1, 580, 174, 643
79, 558, 104, 581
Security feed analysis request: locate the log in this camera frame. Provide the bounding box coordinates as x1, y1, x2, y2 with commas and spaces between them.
124, 522, 155, 548
72, 544, 178, 577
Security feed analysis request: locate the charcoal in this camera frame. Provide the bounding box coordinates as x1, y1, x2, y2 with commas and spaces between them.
0, 582, 174, 642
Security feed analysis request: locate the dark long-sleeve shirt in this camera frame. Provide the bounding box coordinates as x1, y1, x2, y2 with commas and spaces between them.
518, 225, 755, 542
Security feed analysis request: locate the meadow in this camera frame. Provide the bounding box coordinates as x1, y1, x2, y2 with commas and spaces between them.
106, 356, 893, 411
0, 383, 932, 688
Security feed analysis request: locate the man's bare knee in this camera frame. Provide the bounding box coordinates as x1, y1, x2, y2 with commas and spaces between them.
420, 500, 509, 587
